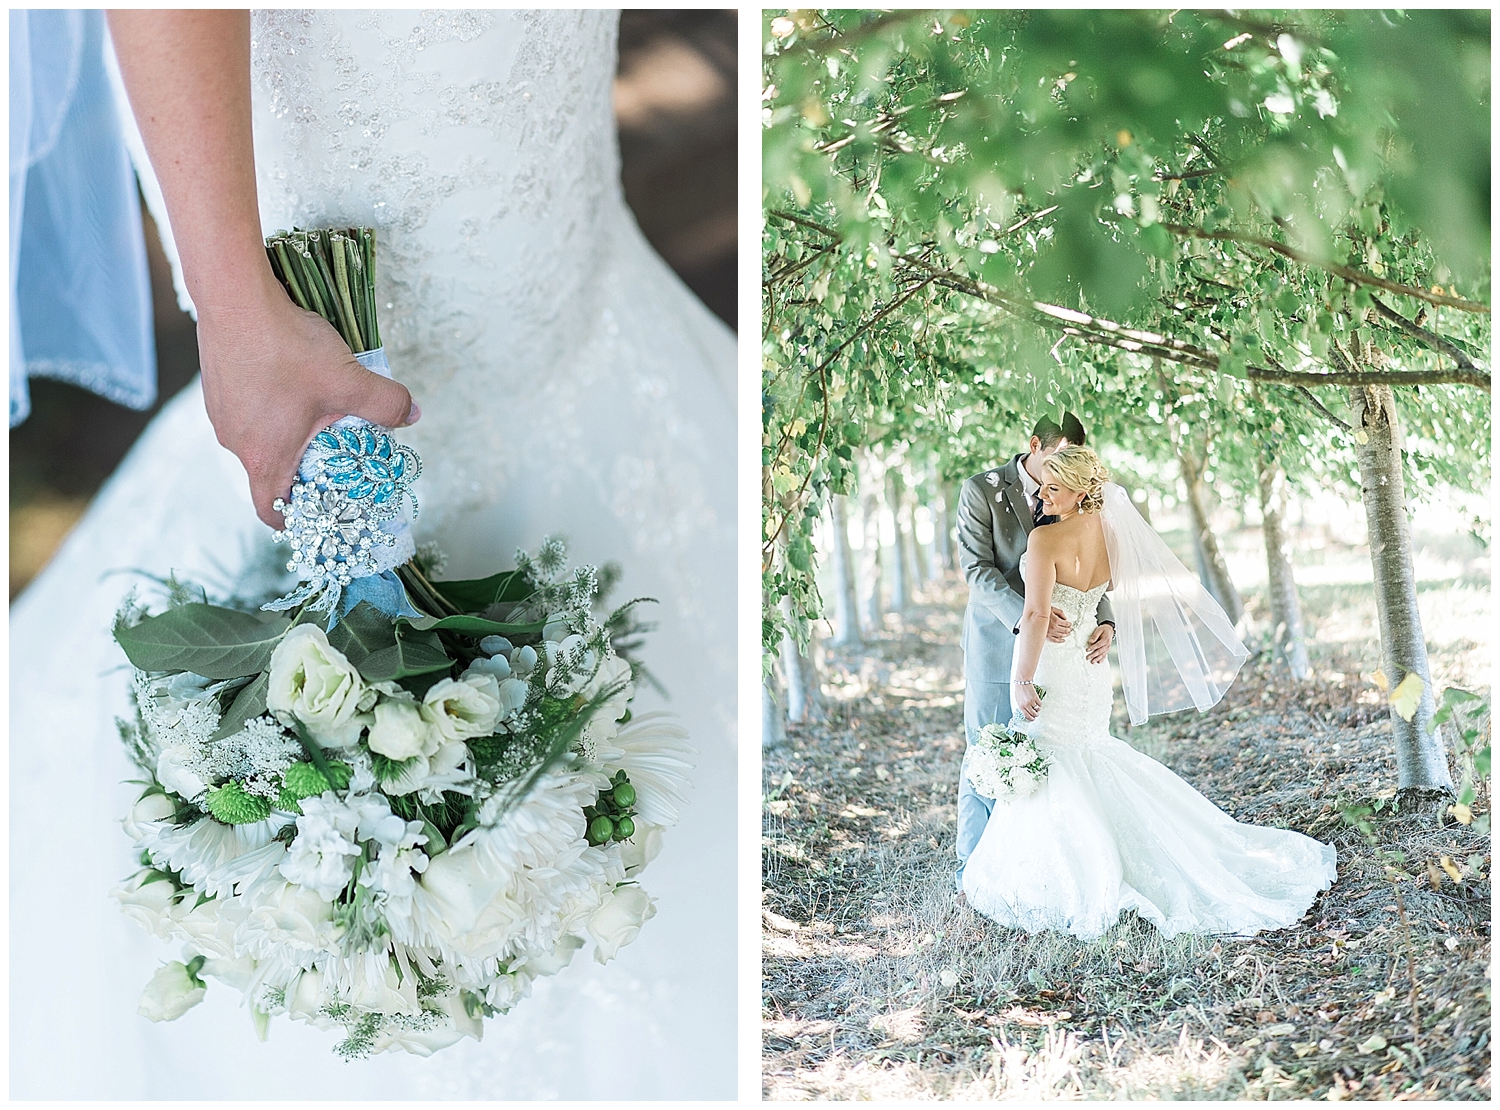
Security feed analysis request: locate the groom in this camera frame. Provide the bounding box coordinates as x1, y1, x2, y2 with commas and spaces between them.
953, 412, 1115, 894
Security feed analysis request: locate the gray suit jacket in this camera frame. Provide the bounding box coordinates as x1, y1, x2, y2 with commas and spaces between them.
956, 453, 1114, 737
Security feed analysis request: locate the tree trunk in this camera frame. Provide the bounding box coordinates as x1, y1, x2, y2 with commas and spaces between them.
931, 462, 955, 574
905, 467, 930, 586
828, 494, 863, 647
777, 593, 823, 724
762, 668, 787, 750
945, 481, 962, 572
1347, 385, 1453, 796
1256, 458, 1311, 680
1178, 446, 1244, 624
887, 466, 911, 613
859, 454, 885, 633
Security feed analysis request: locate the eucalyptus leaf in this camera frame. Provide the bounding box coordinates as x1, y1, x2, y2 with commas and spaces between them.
115, 604, 290, 679
212, 673, 269, 742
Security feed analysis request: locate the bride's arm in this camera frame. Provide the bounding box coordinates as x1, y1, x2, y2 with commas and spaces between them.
107, 10, 417, 528
1011, 538, 1058, 721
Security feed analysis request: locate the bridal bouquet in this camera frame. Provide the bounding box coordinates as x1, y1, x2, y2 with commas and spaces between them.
965, 689, 1050, 800
111, 228, 689, 1058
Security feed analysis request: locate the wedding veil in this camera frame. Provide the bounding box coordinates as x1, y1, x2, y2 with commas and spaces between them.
1100, 482, 1249, 725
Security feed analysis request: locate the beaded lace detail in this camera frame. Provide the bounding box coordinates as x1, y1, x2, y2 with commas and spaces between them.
244, 11, 732, 621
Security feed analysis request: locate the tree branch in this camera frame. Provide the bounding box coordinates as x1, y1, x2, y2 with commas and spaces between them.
1292, 384, 1353, 432
1157, 221, 1490, 314
1368, 294, 1484, 372
1244, 364, 1490, 391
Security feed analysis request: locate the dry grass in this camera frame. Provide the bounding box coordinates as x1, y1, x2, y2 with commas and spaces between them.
762, 571, 1491, 1101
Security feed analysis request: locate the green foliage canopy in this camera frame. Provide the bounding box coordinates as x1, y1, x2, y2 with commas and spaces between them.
763, 8, 1490, 649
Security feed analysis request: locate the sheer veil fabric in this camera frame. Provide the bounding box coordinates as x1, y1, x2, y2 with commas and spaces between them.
10, 11, 735, 1099
1100, 482, 1251, 725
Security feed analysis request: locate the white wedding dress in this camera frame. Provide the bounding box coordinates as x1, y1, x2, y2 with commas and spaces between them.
10, 11, 735, 1099
962, 572, 1337, 941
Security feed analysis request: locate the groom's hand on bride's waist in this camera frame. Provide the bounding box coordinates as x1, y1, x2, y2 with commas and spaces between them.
1086, 622, 1114, 664
1046, 608, 1072, 642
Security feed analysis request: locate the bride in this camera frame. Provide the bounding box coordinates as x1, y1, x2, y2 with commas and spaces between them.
961, 447, 1337, 940
10, 11, 734, 1099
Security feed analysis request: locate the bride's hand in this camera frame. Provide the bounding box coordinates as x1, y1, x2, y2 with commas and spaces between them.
197, 280, 419, 528
1012, 681, 1042, 721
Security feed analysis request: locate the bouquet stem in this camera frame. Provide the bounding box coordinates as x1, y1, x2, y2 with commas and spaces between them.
265, 227, 381, 354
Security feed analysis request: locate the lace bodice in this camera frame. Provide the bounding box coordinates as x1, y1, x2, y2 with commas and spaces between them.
1019, 553, 1109, 644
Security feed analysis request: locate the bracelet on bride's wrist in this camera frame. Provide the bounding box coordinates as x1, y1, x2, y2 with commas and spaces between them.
1011, 679, 1035, 687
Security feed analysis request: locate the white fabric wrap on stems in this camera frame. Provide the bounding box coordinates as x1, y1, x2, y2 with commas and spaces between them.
1099, 482, 1249, 725
263, 346, 421, 619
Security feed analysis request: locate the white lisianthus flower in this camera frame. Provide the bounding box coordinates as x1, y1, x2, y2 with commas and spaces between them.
156, 745, 209, 802
266, 624, 368, 748
138, 961, 207, 1021
367, 696, 439, 761
422, 673, 502, 742
279, 794, 362, 900
123, 792, 178, 841
588, 885, 656, 963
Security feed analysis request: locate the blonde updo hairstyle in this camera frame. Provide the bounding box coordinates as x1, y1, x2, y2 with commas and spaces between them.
1043, 446, 1109, 514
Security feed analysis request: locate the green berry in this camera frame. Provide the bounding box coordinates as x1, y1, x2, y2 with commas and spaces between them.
205, 782, 272, 825
611, 782, 637, 809
587, 815, 614, 845
615, 815, 636, 840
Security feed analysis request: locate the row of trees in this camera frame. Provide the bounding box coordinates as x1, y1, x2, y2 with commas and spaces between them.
762, 10, 1490, 799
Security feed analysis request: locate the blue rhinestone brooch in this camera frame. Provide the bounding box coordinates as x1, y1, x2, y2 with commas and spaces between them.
265, 422, 422, 613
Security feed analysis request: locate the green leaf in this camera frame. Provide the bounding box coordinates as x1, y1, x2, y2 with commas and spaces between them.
363, 627, 453, 682
399, 614, 547, 638
325, 602, 396, 670
115, 604, 290, 679
430, 570, 534, 612
211, 673, 268, 742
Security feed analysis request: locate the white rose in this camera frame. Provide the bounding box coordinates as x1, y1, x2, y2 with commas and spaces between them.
285, 968, 331, 1023
370, 987, 483, 1056
238, 880, 340, 957
367, 697, 438, 761
421, 673, 502, 742
520, 934, 584, 979
114, 874, 178, 939
588, 885, 656, 963
123, 792, 178, 842
266, 624, 368, 748
137, 961, 207, 1022
618, 824, 664, 878
156, 746, 209, 802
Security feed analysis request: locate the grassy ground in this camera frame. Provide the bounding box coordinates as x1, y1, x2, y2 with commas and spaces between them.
762, 555, 1491, 1100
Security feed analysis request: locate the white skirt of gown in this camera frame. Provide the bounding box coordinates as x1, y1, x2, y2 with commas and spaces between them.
962, 582, 1337, 941
11, 11, 736, 1099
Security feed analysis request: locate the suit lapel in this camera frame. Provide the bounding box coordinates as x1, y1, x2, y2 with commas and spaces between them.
1000, 453, 1035, 535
